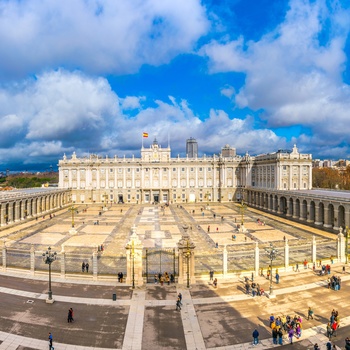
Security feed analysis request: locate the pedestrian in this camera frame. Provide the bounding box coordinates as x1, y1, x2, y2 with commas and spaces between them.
272, 328, 278, 345
343, 265, 346, 273
209, 270, 214, 281
303, 259, 308, 269
82, 262, 85, 273
326, 341, 332, 350
252, 328, 259, 345
308, 306, 314, 320
48, 332, 54, 350
345, 337, 350, 350
326, 322, 332, 339
277, 327, 283, 345
275, 272, 279, 284
314, 343, 320, 350
213, 278, 217, 288
85, 262, 89, 273
296, 263, 299, 272
67, 308, 74, 323
207, 225, 210, 233
288, 327, 294, 344
176, 297, 181, 311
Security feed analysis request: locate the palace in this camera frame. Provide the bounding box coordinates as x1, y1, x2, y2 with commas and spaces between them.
58, 139, 312, 204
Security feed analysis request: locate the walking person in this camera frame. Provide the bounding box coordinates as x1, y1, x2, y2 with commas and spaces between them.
85, 262, 89, 273
176, 297, 181, 311
178, 292, 182, 306
252, 328, 259, 345
82, 262, 85, 273
67, 308, 73, 323
308, 306, 314, 320
288, 327, 294, 344
213, 278, 217, 288
48, 332, 54, 350
209, 270, 214, 281
275, 272, 280, 284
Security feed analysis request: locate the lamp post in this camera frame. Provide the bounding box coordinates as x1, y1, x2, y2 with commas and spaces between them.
68, 205, 76, 228
131, 240, 135, 289
42, 247, 57, 302
185, 239, 191, 288
265, 243, 278, 297
346, 226, 349, 264
239, 199, 247, 226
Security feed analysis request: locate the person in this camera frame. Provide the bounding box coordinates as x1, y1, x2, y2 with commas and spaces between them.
314, 343, 320, 350
296, 263, 299, 272
176, 297, 181, 311
207, 225, 210, 233
178, 292, 182, 305
277, 327, 283, 345
252, 328, 259, 345
82, 262, 85, 273
213, 278, 217, 288
209, 270, 214, 281
85, 262, 89, 273
326, 341, 332, 350
308, 306, 314, 320
48, 332, 54, 350
343, 265, 346, 273
68, 308, 74, 323
275, 272, 279, 284
272, 328, 278, 345
288, 327, 294, 344
345, 337, 350, 350
269, 314, 275, 327
304, 259, 308, 269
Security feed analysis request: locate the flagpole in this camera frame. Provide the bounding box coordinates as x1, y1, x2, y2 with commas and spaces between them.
142, 133, 144, 149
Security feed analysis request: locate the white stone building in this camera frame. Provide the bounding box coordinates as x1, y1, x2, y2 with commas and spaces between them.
58, 140, 312, 204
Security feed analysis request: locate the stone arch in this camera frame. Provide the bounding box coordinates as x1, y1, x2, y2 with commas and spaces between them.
309, 201, 316, 222
279, 196, 287, 214
317, 202, 325, 225
288, 198, 294, 216
327, 203, 335, 228
338, 205, 345, 229
301, 200, 308, 220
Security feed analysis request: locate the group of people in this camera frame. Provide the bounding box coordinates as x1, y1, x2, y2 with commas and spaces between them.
319, 264, 332, 275
269, 313, 303, 345
326, 309, 340, 339
327, 275, 341, 290
154, 272, 175, 285
81, 262, 89, 273
244, 279, 265, 297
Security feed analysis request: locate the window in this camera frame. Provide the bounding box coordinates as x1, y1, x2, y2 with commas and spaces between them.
118, 168, 122, 173
110, 169, 114, 173
199, 167, 202, 172
173, 168, 176, 172
208, 168, 211, 172
136, 168, 140, 172
127, 168, 130, 172
181, 168, 185, 172
190, 167, 194, 172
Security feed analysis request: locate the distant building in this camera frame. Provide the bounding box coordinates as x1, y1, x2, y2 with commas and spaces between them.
221, 144, 236, 158
59, 141, 312, 204
186, 137, 198, 158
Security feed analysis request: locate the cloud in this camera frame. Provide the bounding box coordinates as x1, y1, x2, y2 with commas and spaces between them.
0, 0, 210, 78
220, 85, 235, 99
201, 0, 350, 150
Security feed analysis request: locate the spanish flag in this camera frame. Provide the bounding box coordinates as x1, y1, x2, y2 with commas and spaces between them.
143, 132, 148, 138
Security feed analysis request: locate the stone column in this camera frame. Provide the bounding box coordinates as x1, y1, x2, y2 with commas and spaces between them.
125, 226, 144, 287
60, 246, 66, 278
324, 207, 332, 228
92, 251, 98, 281
311, 236, 316, 263
254, 242, 259, 276
338, 230, 345, 263
30, 245, 35, 275
314, 203, 323, 225
284, 239, 289, 270
177, 225, 196, 286
292, 201, 298, 219
223, 245, 227, 278
2, 241, 6, 271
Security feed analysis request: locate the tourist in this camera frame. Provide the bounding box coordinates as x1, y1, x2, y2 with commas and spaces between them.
275, 272, 280, 284
345, 337, 350, 350
252, 328, 259, 345
308, 306, 314, 320
176, 297, 181, 311
277, 327, 283, 345
82, 262, 85, 273
288, 327, 294, 344
272, 327, 278, 344
85, 262, 89, 273
213, 278, 217, 288
48, 332, 54, 350
209, 270, 214, 281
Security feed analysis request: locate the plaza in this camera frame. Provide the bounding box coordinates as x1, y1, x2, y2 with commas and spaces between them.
0, 201, 349, 349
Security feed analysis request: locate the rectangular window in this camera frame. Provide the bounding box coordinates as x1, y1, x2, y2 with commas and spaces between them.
173, 168, 176, 172
181, 168, 185, 172
199, 167, 202, 172
208, 168, 211, 172
190, 167, 194, 172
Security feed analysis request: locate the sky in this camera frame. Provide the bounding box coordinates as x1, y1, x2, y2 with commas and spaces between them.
0, 0, 350, 171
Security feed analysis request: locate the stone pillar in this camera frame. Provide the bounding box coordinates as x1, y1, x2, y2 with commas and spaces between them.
60, 246, 66, 278
177, 225, 196, 286
314, 204, 322, 225
284, 239, 289, 270
254, 242, 259, 276
2, 241, 6, 271
272, 197, 276, 212
223, 245, 227, 278
311, 235, 316, 263
292, 201, 298, 219
125, 226, 144, 287
30, 245, 35, 275
92, 251, 98, 281
338, 230, 345, 263
324, 207, 332, 228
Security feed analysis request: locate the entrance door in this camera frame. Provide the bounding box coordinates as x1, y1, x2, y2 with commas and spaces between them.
153, 194, 159, 203
118, 195, 124, 203
143, 248, 177, 283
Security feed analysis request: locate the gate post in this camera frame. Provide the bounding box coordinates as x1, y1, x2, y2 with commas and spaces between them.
337, 229, 345, 263
311, 235, 316, 263
125, 226, 144, 287
177, 225, 196, 287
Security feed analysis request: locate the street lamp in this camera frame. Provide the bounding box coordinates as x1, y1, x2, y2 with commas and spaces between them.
68, 205, 76, 228
42, 247, 57, 302
265, 243, 278, 297
346, 226, 349, 264
239, 199, 247, 226
185, 239, 191, 288
131, 240, 135, 289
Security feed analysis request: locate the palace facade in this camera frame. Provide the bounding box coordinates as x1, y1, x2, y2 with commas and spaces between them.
58, 140, 312, 204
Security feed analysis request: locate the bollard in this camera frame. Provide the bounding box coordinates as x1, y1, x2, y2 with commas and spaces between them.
112, 293, 116, 301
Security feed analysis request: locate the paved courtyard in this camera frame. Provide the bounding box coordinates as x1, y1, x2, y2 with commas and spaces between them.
0, 203, 347, 349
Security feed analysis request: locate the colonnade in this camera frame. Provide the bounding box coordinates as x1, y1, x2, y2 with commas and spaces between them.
246, 189, 350, 231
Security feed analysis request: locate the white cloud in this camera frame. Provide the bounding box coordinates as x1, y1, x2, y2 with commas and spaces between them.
202, 0, 350, 145
220, 85, 235, 99
0, 0, 209, 78
121, 96, 145, 110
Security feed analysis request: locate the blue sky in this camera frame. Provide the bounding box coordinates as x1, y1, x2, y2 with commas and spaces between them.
0, 0, 349, 171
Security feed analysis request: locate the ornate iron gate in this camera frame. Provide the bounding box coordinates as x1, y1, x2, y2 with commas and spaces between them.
143, 248, 177, 283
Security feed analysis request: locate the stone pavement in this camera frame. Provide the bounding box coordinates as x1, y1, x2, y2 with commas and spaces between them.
0, 263, 349, 349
